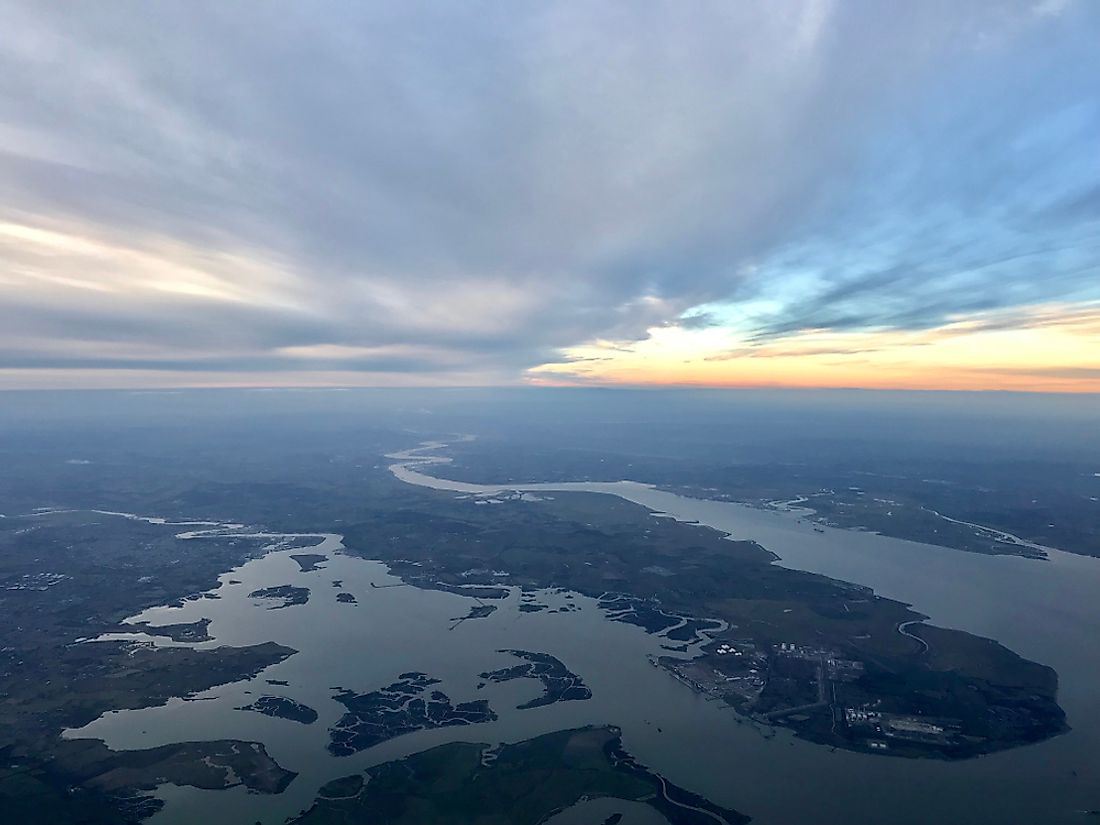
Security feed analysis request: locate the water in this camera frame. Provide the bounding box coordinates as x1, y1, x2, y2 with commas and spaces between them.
67, 530, 721, 825
64, 443, 1100, 824
390, 442, 1100, 823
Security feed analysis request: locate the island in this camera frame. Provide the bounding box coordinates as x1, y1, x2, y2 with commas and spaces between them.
451, 603, 496, 622
478, 649, 591, 709
248, 584, 310, 609
237, 695, 319, 725
328, 673, 496, 756
290, 553, 327, 572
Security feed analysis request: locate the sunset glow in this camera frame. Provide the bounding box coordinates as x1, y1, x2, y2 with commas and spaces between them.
0, 3, 1097, 391
532, 303, 1100, 392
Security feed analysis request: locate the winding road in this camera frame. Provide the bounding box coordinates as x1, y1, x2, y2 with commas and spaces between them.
654, 774, 733, 825
896, 620, 930, 654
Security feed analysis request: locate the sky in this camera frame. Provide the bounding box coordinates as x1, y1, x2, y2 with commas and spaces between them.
1, 1, 1098, 392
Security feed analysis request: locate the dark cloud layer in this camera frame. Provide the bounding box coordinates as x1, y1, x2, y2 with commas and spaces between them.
0, 1, 1097, 383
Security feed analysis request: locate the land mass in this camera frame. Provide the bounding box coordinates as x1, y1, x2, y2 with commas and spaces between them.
249, 584, 310, 609
328, 672, 496, 756
290, 553, 328, 572
53, 737, 296, 794
429, 440, 1100, 558
343, 469, 1067, 760
2, 738, 295, 825
478, 649, 591, 709
237, 695, 319, 725
0, 513, 303, 821
293, 726, 749, 825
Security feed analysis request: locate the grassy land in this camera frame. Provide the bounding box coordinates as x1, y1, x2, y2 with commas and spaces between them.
293, 726, 747, 825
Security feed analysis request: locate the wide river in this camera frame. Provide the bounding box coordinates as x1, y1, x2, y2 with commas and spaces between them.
390, 441, 1100, 823
68, 442, 1100, 824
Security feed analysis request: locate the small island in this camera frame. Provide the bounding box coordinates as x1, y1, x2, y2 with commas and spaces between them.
451, 603, 496, 622
290, 553, 327, 572
248, 584, 310, 609
478, 649, 591, 709
237, 695, 319, 725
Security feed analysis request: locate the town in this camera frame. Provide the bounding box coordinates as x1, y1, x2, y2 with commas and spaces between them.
659, 639, 963, 755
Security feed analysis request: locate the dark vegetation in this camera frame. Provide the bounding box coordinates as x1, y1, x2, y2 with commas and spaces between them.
328, 673, 496, 756
249, 584, 310, 608
477, 649, 592, 709
237, 695, 319, 725
293, 726, 749, 825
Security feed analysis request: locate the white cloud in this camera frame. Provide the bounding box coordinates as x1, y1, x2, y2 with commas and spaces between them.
0, 1, 1094, 386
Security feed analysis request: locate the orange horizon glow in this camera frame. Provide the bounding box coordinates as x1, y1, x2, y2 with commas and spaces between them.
1, 300, 1097, 394
526, 373, 1100, 394
527, 302, 1100, 394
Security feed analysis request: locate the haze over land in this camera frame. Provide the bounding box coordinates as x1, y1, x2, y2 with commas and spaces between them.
2, 388, 1100, 824
0, 1, 1097, 391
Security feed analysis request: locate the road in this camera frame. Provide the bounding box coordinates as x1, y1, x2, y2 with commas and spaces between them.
897, 620, 930, 654
655, 774, 733, 825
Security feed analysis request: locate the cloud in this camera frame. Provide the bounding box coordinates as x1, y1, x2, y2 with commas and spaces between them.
0, 1, 1096, 386
704, 302, 1100, 361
